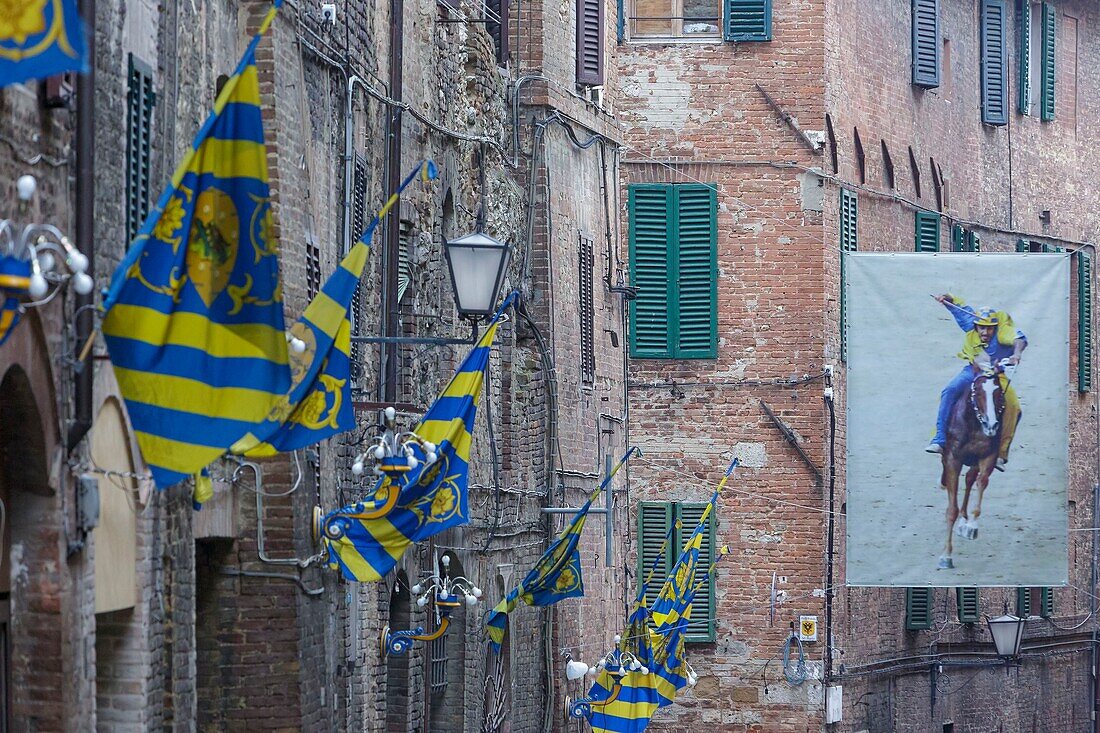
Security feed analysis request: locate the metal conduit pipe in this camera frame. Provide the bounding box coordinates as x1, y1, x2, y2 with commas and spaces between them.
234, 459, 315, 568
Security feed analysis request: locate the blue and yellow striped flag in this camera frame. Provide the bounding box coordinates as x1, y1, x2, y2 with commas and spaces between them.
322, 293, 516, 581
584, 599, 660, 733
231, 160, 437, 457
0, 0, 87, 87
102, 1, 288, 489
485, 448, 636, 651
648, 491, 716, 633
0, 254, 31, 346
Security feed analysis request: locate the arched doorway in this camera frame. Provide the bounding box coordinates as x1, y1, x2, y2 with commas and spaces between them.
0, 365, 59, 731
428, 552, 467, 731
386, 571, 413, 732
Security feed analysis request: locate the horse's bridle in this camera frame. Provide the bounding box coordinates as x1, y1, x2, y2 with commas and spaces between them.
969, 374, 1006, 431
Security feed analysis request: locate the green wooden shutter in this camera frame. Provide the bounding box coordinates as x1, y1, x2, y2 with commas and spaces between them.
1016, 587, 1032, 616
1039, 587, 1054, 618
955, 588, 980, 623
915, 211, 941, 252
724, 0, 771, 41
951, 224, 964, 252
676, 503, 716, 642
675, 185, 718, 359
906, 588, 934, 630
126, 55, 156, 244
1079, 251, 1092, 392
981, 0, 1008, 125
911, 0, 940, 88
1016, 239, 1029, 252
638, 503, 673, 611
1040, 1, 1055, 120
1018, 0, 1031, 114
967, 232, 981, 252
839, 189, 857, 362
629, 186, 673, 357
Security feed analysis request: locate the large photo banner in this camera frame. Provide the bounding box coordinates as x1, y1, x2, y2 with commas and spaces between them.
846, 253, 1068, 587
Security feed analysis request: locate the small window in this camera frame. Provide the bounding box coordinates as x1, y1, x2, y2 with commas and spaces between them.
126, 55, 156, 244
911, 0, 940, 88
305, 232, 321, 300
909, 146, 922, 199
1016, 587, 1032, 617
853, 128, 865, 184
630, 0, 721, 39
629, 184, 718, 359
638, 501, 717, 642
906, 588, 934, 630
915, 211, 941, 252
880, 140, 895, 189
486, 0, 510, 65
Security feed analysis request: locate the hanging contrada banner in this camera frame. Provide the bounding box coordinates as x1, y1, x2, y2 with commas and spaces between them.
845, 252, 1068, 587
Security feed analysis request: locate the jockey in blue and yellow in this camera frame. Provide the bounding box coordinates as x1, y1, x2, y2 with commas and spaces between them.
925, 294, 1026, 469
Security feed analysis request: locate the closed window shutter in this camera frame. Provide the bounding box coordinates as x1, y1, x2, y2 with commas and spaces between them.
675, 185, 718, 359
676, 503, 716, 642
906, 588, 934, 630
1039, 587, 1054, 618
487, 0, 509, 65
579, 233, 595, 384
839, 189, 857, 362
126, 55, 156, 244
911, 0, 940, 88
1018, 0, 1031, 114
1040, 1, 1055, 120
1016, 587, 1032, 616
576, 0, 604, 85
955, 588, 980, 623
638, 503, 673, 612
1079, 251, 1092, 392
724, 0, 771, 42
952, 225, 980, 252
915, 211, 941, 252
981, 0, 1008, 125
629, 186, 673, 357
967, 231, 981, 252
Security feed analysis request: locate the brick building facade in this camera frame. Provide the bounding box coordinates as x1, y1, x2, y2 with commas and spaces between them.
618, 0, 1099, 731
0, 0, 630, 729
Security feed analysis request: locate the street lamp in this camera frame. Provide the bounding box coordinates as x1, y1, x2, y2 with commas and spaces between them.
443, 231, 511, 319
0, 175, 92, 344
986, 609, 1026, 665
379, 554, 482, 658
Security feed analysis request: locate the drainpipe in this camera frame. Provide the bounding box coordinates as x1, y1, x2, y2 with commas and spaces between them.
381, 0, 403, 405
68, 0, 95, 453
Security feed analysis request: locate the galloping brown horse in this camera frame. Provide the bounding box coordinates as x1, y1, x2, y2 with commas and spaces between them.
937, 368, 1017, 570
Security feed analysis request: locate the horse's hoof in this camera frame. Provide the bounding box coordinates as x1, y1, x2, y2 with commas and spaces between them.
937, 556, 954, 569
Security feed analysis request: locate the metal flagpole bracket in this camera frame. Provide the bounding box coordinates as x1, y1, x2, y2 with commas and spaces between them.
541, 454, 619, 567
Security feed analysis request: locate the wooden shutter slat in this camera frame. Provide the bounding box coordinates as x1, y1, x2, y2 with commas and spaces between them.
675, 185, 717, 358
911, 0, 940, 88
914, 211, 941, 252
955, 587, 980, 623
630, 186, 672, 357
638, 503, 673, 611
576, 0, 604, 85
1040, 1, 1056, 120
1079, 251, 1092, 392
981, 0, 1008, 125
1018, 0, 1032, 114
906, 588, 934, 629
677, 503, 716, 642
724, 0, 771, 41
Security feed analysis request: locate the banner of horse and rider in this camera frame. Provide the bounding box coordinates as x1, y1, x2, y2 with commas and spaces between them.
845, 252, 1068, 587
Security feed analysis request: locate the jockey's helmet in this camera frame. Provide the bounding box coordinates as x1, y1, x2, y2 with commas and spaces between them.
974, 308, 999, 327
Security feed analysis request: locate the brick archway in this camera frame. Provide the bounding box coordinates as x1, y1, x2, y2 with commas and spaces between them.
0, 364, 62, 731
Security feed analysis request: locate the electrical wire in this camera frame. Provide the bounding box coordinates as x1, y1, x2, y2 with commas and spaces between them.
782, 633, 808, 685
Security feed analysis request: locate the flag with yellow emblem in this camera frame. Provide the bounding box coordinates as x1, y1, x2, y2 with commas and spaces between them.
0, 0, 87, 87
321, 293, 516, 582
102, 0, 288, 490
0, 254, 31, 346
230, 161, 437, 458
484, 448, 636, 652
